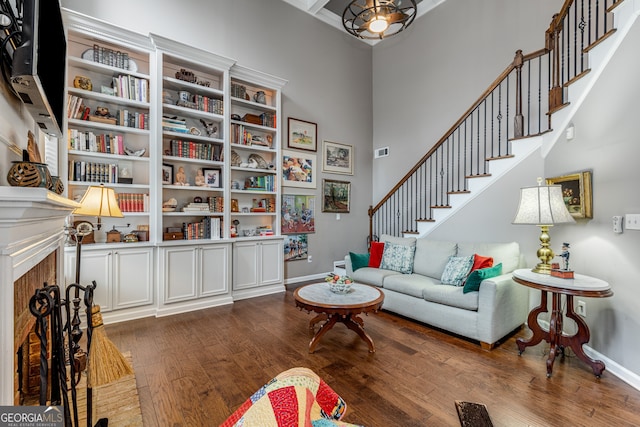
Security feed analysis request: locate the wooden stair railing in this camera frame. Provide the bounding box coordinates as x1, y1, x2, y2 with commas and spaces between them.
368, 0, 622, 243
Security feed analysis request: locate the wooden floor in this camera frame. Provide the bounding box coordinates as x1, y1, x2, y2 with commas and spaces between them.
105, 287, 640, 426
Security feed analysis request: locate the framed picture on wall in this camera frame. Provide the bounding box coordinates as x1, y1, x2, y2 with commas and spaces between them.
321, 179, 351, 213
287, 117, 317, 151
282, 194, 315, 234
546, 170, 592, 219
322, 140, 353, 175
282, 150, 317, 188
284, 234, 308, 261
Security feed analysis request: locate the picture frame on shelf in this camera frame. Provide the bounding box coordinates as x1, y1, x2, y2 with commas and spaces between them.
322, 179, 351, 213
287, 117, 317, 152
203, 168, 221, 188
322, 140, 353, 175
282, 194, 315, 234
162, 164, 173, 185
284, 234, 308, 261
282, 150, 317, 189
546, 171, 593, 219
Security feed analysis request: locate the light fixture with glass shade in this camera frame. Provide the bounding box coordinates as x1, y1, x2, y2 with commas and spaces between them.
513, 178, 575, 274
343, 0, 417, 40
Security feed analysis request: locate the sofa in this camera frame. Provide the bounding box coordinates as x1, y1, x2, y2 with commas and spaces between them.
344, 235, 529, 349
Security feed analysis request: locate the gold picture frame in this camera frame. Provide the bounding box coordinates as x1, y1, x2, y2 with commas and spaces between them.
546, 171, 592, 219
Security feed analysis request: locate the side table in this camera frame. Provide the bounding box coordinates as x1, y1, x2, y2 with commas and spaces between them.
512, 269, 613, 378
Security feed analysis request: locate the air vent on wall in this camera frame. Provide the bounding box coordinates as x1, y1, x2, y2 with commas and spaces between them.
374, 147, 389, 159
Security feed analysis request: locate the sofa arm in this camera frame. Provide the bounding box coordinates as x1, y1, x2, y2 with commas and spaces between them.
344, 255, 354, 276
476, 273, 529, 346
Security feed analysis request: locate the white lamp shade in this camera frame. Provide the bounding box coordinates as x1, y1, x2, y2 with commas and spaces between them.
513, 184, 575, 225
74, 184, 124, 218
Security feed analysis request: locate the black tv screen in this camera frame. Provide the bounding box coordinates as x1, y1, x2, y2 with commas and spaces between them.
11, 0, 66, 137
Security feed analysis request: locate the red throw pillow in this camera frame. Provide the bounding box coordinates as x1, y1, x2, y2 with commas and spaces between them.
368, 241, 385, 268
471, 254, 493, 272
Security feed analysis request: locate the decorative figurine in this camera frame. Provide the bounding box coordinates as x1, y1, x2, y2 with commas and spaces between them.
195, 169, 206, 187
560, 242, 570, 271
551, 242, 574, 278
174, 166, 188, 186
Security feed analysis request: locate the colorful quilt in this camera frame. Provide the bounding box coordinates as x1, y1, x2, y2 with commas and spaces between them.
221, 367, 363, 427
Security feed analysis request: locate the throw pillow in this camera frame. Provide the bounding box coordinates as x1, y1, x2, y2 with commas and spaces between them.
349, 252, 370, 271
380, 242, 416, 274
440, 255, 474, 286
368, 241, 385, 268
471, 254, 494, 272
463, 263, 503, 294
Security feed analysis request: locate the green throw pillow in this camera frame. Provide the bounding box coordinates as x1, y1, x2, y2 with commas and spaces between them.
349, 252, 370, 271
440, 255, 474, 286
463, 263, 503, 293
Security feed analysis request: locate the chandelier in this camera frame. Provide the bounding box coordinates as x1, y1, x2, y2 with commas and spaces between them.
342, 0, 417, 40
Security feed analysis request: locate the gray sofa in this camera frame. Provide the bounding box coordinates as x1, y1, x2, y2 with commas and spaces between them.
345, 235, 529, 349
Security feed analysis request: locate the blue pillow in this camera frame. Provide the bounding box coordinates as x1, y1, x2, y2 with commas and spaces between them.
440, 255, 474, 286
463, 263, 503, 293
380, 242, 416, 274
349, 252, 370, 271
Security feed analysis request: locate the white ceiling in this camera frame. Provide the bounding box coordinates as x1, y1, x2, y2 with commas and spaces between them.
280, 0, 447, 45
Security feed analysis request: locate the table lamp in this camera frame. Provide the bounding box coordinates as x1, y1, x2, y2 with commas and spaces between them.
513, 178, 575, 274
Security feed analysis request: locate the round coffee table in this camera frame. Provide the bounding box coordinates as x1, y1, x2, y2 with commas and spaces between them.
294, 283, 384, 353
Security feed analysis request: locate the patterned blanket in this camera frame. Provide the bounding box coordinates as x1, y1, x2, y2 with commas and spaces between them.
221, 367, 363, 427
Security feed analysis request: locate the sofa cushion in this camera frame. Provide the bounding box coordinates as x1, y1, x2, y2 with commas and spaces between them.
413, 239, 457, 278
368, 241, 385, 268
422, 282, 479, 311
440, 255, 474, 286
463, 263, 503, 294
349, 252, 370, 271
351, 267, 401, 287
383, 274, 441, 298
380, 242, 416, 274
457, 242, 520, 274
471, 254, 494, 272
380, 234, 416, 247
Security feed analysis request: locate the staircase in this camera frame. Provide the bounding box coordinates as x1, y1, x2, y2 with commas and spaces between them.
369, 0, 640, 242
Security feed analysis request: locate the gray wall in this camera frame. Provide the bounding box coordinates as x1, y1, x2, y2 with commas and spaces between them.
60, 0, 375, 278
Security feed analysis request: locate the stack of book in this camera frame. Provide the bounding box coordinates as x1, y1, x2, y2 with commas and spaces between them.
162, 116, 188, 133
182, 202, 210, 213
257, 226, 274, 236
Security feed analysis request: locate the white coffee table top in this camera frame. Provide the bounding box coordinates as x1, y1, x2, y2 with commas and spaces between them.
296, 283, 382, 305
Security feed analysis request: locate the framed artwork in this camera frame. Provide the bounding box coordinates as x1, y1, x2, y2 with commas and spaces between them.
287, 117, 317, 151
546, 171, 592, 219
284, 234, 308, 261
203, 168, 221, 188
162, 164, 173, 185
282, 194, 315, 234
282, 150, 317, 188
322, 179, 351, 213
322, 140, 353, 175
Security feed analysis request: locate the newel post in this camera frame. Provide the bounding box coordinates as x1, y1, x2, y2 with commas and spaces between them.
513, 49, 524, 138
547, 13, 564, 111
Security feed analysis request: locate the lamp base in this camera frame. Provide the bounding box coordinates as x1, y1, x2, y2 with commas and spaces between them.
532, 263, 552, 274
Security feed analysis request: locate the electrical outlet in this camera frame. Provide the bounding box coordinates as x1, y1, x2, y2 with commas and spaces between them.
576, 300, 587, 317
307, 255, 312, 263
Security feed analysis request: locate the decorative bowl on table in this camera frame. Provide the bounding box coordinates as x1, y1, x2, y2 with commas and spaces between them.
325, 274, 353, 294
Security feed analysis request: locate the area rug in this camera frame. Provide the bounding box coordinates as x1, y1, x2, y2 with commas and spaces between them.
74, 352, 143, 426
455, 400, 493, 427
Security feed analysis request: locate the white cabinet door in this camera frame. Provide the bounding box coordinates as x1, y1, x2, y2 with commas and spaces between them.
163, 246, 198, 303
200, 244, 230, 297
65, 248, 112, 312
233, 241, 259, 290
259, 239, 283, 286
113, 247, 154, 309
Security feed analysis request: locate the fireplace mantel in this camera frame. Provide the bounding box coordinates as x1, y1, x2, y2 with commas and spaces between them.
0, 186, 79, 405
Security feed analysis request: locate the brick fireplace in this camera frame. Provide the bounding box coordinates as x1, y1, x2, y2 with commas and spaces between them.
0, 187, 79, 405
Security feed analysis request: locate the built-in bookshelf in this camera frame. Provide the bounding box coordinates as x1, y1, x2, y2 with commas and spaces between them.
64, 12, 154, 240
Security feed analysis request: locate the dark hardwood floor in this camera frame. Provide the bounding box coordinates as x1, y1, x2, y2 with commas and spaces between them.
105, 287, 640, 426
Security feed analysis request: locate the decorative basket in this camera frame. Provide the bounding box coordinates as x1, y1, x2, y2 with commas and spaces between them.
7, 161, 52, 189
328, 282, 352, 294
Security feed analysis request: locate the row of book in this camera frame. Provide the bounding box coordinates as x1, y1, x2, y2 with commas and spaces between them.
243, 175, 276, 192
175, 95, 223, 115
69, 161, 119, 183
183, 217, 221, 240
68, 129, 125, 155
112, 74, 150, 103
208, 196, 224, 212
117, 193, 149, 212
92, 44, 131, 71
251, 198, 276, 213
67, 95, 150, 130
230, 123, 272, 147
168, 139, 221, 161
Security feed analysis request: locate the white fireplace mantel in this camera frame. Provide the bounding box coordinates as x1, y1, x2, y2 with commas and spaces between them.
0, 186, 79, 405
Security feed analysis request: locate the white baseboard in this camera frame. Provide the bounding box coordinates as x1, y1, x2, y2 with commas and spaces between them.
285, 272, 328, 285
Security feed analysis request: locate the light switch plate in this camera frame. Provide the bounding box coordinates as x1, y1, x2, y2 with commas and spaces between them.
626, 214, 640, 230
